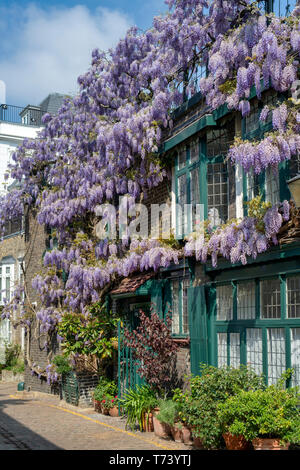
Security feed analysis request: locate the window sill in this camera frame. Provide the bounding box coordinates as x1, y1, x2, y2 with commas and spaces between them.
172, 336, 190, 346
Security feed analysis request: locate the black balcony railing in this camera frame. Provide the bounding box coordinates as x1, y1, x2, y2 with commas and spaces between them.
0, 103, 45, 127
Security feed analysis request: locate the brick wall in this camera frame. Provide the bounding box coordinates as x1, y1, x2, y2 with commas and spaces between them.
77, 373, 99, 407
23, 212, 59, 394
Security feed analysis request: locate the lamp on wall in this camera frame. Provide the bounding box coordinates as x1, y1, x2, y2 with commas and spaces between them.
287, 175, 300, 208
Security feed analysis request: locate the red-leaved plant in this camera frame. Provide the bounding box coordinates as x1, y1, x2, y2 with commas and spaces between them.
123, 310, 178, 395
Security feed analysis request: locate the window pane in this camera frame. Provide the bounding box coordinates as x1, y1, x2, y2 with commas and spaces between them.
206, 125, 234, 158
246, 329, 263, 376
171, 280, 180, 335
178, 146, 186, 170
265, 168, 280, 205
246, 170, 260, 201
230, 333, 240, 368
207, 162, 228, 224
267, 328, 286, 385
291, 328, 300, 388
287, 277, 300, 318
261, 279, 281, 319
289, 151, 300, 179
245, 101, 259, 134
218, 333, 227, 367
237, 282, 256, 320
177, 174, 187, 236
190, 139, 199, 164
217, 285, 233, 321
190, 168, 200, 232
5, 276, 10, 302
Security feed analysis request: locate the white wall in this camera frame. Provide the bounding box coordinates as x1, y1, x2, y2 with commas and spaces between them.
0, 122, 42, 193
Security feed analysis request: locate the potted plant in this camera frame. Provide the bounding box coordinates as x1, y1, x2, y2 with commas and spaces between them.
155, 400, 178, 440
178, 364, 265, 449
120, 385, 158, 432
93, 377, 118, 414
218, 386, 300, 450
172, 388, 193, 445
108, 396, 119, 417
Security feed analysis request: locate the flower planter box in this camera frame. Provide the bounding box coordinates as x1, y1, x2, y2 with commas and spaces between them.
109, 406, 119, 417
252, 438, 290, 451
223, 433, 251, 451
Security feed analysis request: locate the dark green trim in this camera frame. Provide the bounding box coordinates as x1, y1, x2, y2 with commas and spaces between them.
205, 242, 300, 275
163, 114, 216, 153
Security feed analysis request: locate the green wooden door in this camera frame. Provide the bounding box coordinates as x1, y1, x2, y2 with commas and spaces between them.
188, 285, 208, 375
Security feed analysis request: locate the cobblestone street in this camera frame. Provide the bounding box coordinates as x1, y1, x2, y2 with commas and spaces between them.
0, 383, 188, 451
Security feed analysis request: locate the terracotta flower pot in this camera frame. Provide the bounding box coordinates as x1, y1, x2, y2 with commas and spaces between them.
142, 412, 154, 432
109, 406, 119, 417
101, 404, 109, 415
171, 423, 183, 443
223, 433, 251, 451
153, 415, 171, 440
193, 437, 204, 449
252, 438, 290, 451
94, 399, 102, 413
181, 424, 193, 446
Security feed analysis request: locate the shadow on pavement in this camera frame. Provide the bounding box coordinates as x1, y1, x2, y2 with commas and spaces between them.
0, 383, 61, 450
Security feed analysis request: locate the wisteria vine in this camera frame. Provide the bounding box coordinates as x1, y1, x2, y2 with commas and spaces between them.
0, 1, 299, 382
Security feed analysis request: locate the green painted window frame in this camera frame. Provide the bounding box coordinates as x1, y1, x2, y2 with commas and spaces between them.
170, 276, 192, 338
174, 133, 230, 238
241, 93, 291, 215
211, 272, 300, 386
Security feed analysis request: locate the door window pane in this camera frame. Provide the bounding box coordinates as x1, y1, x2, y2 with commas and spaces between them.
182, 278, 189, 335
261, 279, 281, 319
246, 329, 263, 375
171, 280, 180, 335
267, 328, 286, 385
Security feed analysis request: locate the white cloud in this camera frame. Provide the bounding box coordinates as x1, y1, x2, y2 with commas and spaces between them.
0, 4, 132, 106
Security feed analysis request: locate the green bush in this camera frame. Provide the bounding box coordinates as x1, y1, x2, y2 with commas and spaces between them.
120, 385, 158, 431
180, 364, 265, 449
94, 377, 117, 402
156, 399, 179, 426
52, 355, 72, 375
4, 344, 21, 369
218, 386, 300, 444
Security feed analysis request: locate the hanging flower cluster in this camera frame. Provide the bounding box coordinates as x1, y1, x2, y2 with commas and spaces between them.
184, 200, 290, 268
0, 1, 298, 338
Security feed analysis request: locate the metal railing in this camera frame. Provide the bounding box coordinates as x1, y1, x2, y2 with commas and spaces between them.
0, 103, 45, 127
258, 0, 297, 16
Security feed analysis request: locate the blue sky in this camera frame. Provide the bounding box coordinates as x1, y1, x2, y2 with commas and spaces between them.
0, 1, 168, 106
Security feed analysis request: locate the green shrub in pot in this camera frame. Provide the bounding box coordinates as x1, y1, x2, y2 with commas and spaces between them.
179, 364, 265, 449
218, 386, 300, 446
120, 385, 158, 431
